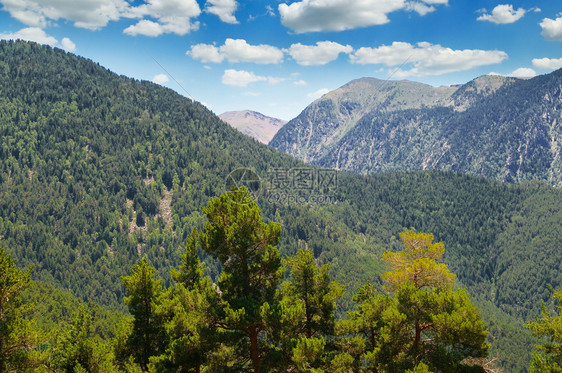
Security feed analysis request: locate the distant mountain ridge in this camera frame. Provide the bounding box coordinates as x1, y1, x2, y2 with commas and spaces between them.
270, 72, 562, 187
270, 77, 460, 162
219, 110, 287, 144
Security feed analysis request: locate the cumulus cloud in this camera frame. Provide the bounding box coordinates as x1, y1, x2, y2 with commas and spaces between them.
540, 16, 562, 41
279, 0, 405, 33
124, 19, 166, 36
287, 41, 353, 66
189, 44, 224, 63
477, 4, 526, 24
188, 39, 283, 64
0, 0, 204, 36
509, 67, 536, 78
220, 38, 284, 64
205, 0, 239, 24
532, 57, 562, 70
152, 73, 169, 84
279, 0, 448, 33
0, 27, 76, 51
307, 88, 330, 100
0, 0, 129, 30
0, 27, 57, 45
124, 0, 201, 36
222, 69, 284, 87
350, 41, 508, 77
60, 37, 76, 52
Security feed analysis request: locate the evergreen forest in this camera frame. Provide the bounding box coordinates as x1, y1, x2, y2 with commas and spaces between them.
1, 41, 561, 372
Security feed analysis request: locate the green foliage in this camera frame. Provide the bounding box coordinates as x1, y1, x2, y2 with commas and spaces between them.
281, 249, 345, 338
199, 186, 284, 372
46, 307, 117, 373
22, 281, 123, 340
406, 362, 433, 373
340, 232, 488, 372
0, 247, 37, 372
149, 229, 219, 372
527, 288, 562, 372
278, 249, 345, 371
382, 231, 455, 291
0, 41, 561, 371
120, 258, 166, 370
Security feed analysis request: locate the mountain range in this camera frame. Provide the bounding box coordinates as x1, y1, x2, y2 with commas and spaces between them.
219, 110, 287, 144
270, 73, 562, 187
1, 41, 561, 372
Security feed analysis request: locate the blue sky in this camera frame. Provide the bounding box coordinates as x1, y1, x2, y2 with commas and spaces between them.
1, 0, 561, 120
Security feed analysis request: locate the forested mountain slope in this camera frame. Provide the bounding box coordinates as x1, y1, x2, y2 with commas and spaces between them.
1, 41, 561, 371
270, 72, 562, 187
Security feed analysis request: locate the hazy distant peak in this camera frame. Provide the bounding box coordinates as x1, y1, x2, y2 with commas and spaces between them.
219, 110, 287, 144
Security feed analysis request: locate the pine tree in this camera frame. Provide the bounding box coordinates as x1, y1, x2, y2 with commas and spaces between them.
120, 258, 166, 371
48, 307, 116, 373
381, 231, 455, 291
150, 228, 220, 372
199, 186, 284, 373
280, 249, 345, 371
282, 249, 345, 339
0, 247, 36, 373
341, 231, 488, 372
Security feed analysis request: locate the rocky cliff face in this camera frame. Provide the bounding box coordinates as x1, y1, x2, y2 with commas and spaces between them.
269, 78, 458, 162
219, 110, 287, 144
270, 72, 562, 187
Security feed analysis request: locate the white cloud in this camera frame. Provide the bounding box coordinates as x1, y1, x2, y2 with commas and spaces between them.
0, 27, 76, 52
265, 5, 275, 16
293, 80, 308, 86
152, 73, 169, 84
189, 44, 224, 63
350, 41, 508, 77
540, 16, 562, 41
405, 2, 435, 16
205, 0, 238, 24
509, 67, 536, 78
278, 0, 448, 33
222, 69, 284, 87
0, 27, 57, 45
60, 37, 76, 52
125, 0, 201, 36
477, 4, 526, 24
287, 41, 353, 66
279, 0, 405, 33
532, 57, 562, 70
0, 0, 203, 36
188, 39, 283, 64
124, 19, 165, 36
0, 0, 129, 30
307, 88, 330, 100
220, 38, 284, 64
243, 91, 262, 97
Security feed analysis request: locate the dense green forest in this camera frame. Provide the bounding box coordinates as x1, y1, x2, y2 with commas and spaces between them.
2, 190, 561, 372
1, 41, 561, 371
